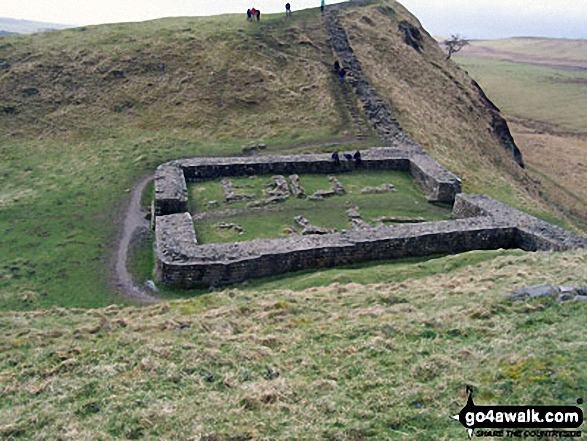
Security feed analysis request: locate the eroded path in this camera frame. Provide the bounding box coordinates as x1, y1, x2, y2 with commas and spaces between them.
113, 174, 160, 304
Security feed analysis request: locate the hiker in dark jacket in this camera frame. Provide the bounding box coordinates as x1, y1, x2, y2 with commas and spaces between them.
353, 150, 362, 166
286, 3, 292, 16
247, 9, 252, 21
331, 151, 340, 165
257, 9, 261, 21
339, 67, 346, 84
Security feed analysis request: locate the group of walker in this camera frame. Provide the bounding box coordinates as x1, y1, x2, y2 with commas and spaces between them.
247, 8, 261, 21
246, 2, 326, 21
331, 150, 362, 166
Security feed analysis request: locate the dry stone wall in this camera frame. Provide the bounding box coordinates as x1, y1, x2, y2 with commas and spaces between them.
155, 193, 586, 289
150, 2, 584, 290
325, 2, 524, 167
154, 147, 461, 218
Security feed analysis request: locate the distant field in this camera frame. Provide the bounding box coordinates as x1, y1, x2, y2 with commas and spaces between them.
461, 37, 587, 69
455, 57, 587, 133
455, 38, 587, 224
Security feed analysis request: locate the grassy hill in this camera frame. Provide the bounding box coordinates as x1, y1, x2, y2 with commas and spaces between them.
2, 249, 586, 439
1, 2, 587, 438
2, 1, 580, 311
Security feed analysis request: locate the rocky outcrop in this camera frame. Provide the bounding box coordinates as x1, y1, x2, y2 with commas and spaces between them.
509, 284, 587, 303
471, 80, 524, 167
398, 20, 424, 52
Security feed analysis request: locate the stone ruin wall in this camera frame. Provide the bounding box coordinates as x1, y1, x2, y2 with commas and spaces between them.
151, 2, 586, 289
155, 193, 587, 289
154, 154, 587, 288
154, 147, 461, 217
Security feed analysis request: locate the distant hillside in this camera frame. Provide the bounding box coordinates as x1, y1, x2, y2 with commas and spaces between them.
455, 36, 587, 229
458, 37, 587, 70
0, 17, 72, 34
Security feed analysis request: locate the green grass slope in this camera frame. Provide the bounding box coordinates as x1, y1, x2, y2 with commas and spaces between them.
0, 2, 583, 311
1, 250, 586, 439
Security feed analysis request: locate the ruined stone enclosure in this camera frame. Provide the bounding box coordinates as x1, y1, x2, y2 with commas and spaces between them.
153, 148, 587, 289
151, 2, 586, 289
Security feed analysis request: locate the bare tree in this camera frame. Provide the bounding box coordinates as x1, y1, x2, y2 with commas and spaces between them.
444, 34, 469, 59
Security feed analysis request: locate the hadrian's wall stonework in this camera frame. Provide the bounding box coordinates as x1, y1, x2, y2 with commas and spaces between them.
150, 1, 585, 289
154, 193, 587, 289
154, 147, 461, 217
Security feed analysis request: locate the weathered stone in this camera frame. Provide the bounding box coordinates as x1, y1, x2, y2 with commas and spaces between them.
510, 284, 559, 302
398, 20, 424, 51
155, 194, 586, 288
329, 176, 345, 195
361, 183, 396, 194
574, 295, 587, 302
313, 189, 337, 198
289, 174, 305, 198
222, 179, 256, 203
351, 218, 372, 230
154, 164, 188, 216
346, 207, 361, 219
267, 175, 290, 199
375, 216, 426, 224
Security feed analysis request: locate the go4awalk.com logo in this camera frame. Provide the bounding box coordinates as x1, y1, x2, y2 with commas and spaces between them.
452, 386, 584, 438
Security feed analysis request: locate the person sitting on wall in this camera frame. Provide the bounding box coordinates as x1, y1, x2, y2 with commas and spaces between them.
353, 150, 362, 166
344, 153, 353, 161
331, 151, 340, 165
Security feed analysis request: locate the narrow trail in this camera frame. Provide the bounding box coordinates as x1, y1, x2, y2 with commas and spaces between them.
114, 174, 160, 304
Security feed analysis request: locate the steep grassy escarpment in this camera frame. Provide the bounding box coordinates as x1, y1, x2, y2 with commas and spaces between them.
336, 3, 553, 218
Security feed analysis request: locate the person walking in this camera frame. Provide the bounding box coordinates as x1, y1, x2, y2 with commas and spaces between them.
286, 3, 292, 16
338, 67, 346, 84
247, 9, 252, 21
321, 0, 325, 14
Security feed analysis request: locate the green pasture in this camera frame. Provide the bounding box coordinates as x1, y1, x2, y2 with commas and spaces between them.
190, 171, 452, 244
456, 57, 587, 133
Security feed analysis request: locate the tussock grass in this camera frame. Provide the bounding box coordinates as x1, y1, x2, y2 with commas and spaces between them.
1, 250, 586, 439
